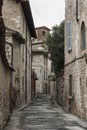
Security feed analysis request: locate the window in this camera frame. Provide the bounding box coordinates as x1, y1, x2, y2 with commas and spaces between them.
46, 72, 48, 80
81, 22, 86, 51
80, 78, 81, 86
51, 62, 54, 72
22, 45, 24, 62
76, 0, 79, 21
44, 57, 45, 65
66, 22, 72, 52
42, 31, 45, 37
44, 71, 45, 80
69, 75, 73, 97
22, 76, 24, 91
46, 59, 48, 67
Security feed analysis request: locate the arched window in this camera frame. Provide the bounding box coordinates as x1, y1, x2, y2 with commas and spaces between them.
81, 22, 86, 50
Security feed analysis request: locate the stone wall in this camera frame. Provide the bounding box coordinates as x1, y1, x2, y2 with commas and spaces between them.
64, 0, 87, 119
2, 0, 22, 33
3, 0, 32, 108
12, 38, 25, 108
32, 54, 44, 93
0, 0, 35, 128
0, 54, 11, 129
56, 73, 64, 107
0, 16, 12, 129
49, 81, 55, 100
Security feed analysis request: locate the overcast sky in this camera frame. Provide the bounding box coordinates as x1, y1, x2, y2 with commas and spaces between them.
29, 0, 65, 29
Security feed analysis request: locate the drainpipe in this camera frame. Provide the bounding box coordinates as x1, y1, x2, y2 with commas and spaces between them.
31, 38, 33, 99
25, 24, 27, 103
10, 43, 13, 113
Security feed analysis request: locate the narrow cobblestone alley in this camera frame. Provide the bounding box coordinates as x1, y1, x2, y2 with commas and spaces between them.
4, 94, 87, 130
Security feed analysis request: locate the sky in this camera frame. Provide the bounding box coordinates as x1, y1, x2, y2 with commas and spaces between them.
29, 0, 65, 29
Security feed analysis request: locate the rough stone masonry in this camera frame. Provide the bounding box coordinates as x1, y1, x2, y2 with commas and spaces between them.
64, 0, 87, 119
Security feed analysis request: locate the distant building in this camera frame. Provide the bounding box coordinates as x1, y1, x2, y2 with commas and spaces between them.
32, 26, 52, 94
64, 0, 87, 119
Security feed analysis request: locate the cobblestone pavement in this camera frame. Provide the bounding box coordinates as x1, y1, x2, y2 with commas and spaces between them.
4, 94, 87, 130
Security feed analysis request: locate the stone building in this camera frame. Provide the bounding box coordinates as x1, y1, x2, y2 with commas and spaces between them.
56, 73, 64, 107
0, 1, 13, 128
32, 26, 52, 94
64, 0, 87, 119
2, 0, 36, 109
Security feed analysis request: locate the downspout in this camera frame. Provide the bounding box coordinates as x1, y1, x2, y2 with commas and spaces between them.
31, 38, 33, 99
9, 43, 13, 113
25, 24, 27, 103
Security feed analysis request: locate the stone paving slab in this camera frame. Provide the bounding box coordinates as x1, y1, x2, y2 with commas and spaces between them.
3, 94, 87, 130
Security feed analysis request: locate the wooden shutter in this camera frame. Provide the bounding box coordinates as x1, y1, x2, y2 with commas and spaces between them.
66, 22, 72, 51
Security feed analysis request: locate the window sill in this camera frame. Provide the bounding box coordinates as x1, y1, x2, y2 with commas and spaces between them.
67, 49, 72, 53
69, 96, 73, 100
